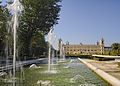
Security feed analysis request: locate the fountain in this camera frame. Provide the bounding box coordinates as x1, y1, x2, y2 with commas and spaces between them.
17, 58, 109, 86
37, 80, 51, 86
52, 33, 59, 65
59, 40, 66, 63
51, 50, 55, 65
47, 29, 52, 73
0, 1, 111, 86
44, 29, 58, 74
7, 0, 23, 85
70, 74, 85, 83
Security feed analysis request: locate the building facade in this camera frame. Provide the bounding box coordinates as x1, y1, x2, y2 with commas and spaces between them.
63, 38, 104, 56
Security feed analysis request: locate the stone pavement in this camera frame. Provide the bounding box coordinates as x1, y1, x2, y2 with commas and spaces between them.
84, 59, 120, 80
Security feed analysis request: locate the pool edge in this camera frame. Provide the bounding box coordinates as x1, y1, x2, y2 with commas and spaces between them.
78, 58, 120, 86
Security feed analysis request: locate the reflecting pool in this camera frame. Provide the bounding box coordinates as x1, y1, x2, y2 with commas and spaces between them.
23, 59, 110, 86
0, 59, 110, 86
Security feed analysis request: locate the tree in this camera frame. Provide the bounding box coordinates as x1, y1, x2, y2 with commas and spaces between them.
18, 0, 61, 58
31, 32, 47, 58
0, 4, 12, 60
111, 43, 120, 55
0, 5, 7, 57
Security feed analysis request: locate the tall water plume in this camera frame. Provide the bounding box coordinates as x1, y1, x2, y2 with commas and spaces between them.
7, 0, 23, 85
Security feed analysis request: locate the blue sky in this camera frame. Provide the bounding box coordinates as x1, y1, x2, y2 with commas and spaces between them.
2, 0, 120, 46
54, 0, 120, 46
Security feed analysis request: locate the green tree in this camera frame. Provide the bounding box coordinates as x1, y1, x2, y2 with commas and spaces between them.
0, 5, 7, 57
18, 0, 61, 58
0, 4, 12, 60
31, 32, 47, 58
111, 43, 120, 55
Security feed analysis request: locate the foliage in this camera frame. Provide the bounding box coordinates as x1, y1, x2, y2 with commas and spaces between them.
111, 43, 120, 56
104, 50, 111, 55
0, 0, 61, 60
31, 32, 47, 57
0, 5, 8, 57
18, 0, 61, 58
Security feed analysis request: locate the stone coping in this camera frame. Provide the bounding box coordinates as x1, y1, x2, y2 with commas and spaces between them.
78, 58, 120, 86
92, 55, 120, 58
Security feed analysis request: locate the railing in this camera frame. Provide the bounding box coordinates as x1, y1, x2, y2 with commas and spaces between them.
0, 58, 46, 73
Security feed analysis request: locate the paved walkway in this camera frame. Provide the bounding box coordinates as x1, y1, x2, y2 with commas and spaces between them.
83, 59, 120, 80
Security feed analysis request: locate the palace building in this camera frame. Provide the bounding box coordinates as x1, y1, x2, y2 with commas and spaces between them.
62, 38, 104, 56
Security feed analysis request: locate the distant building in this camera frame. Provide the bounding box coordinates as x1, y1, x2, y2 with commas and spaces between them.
104, 47, 112, 51
63, 38, 104, 56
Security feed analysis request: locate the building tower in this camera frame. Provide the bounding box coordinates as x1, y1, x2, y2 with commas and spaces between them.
99, 38, 104, 54
99, 38, 104, 46
66, 41, 69, 45
58, 38, 62, 51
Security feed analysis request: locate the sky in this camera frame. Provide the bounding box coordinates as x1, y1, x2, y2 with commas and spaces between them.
2, 0, 120, 46
54, 0, 120, 46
